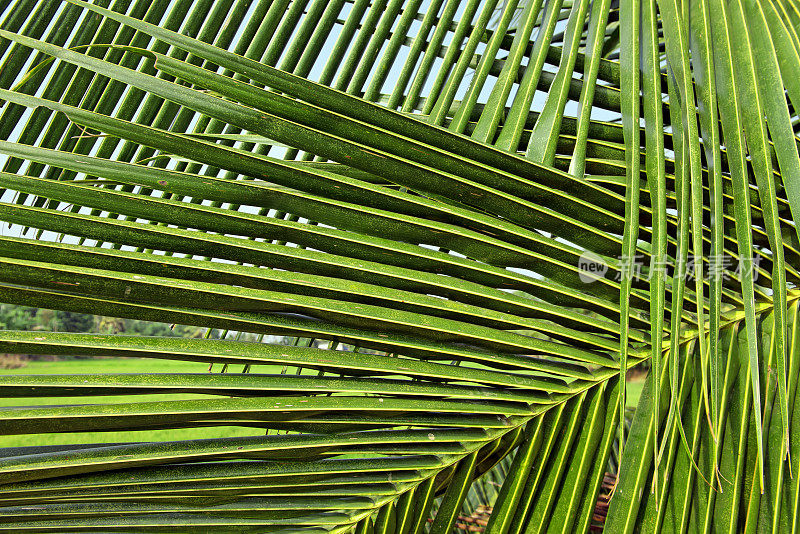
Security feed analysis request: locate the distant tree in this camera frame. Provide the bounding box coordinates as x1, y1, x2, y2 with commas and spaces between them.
34, 308, 55, 331
0, 304, 37, 330
54, 311, 95, 333
96, 316, 125, 334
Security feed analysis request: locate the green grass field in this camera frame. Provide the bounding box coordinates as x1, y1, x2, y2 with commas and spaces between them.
624, 378, 645, 409
1, 358, 648, 448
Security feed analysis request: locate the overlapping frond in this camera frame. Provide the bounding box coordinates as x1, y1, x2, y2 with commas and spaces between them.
0, 0, 797, 531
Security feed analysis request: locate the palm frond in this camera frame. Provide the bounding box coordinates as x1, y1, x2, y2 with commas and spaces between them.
0, 0, 797, 531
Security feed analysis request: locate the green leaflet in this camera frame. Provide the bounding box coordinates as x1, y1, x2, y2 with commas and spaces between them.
617, 0, 641, 461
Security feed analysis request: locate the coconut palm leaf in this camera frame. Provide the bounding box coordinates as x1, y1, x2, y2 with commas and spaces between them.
0, 0, 798, 531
